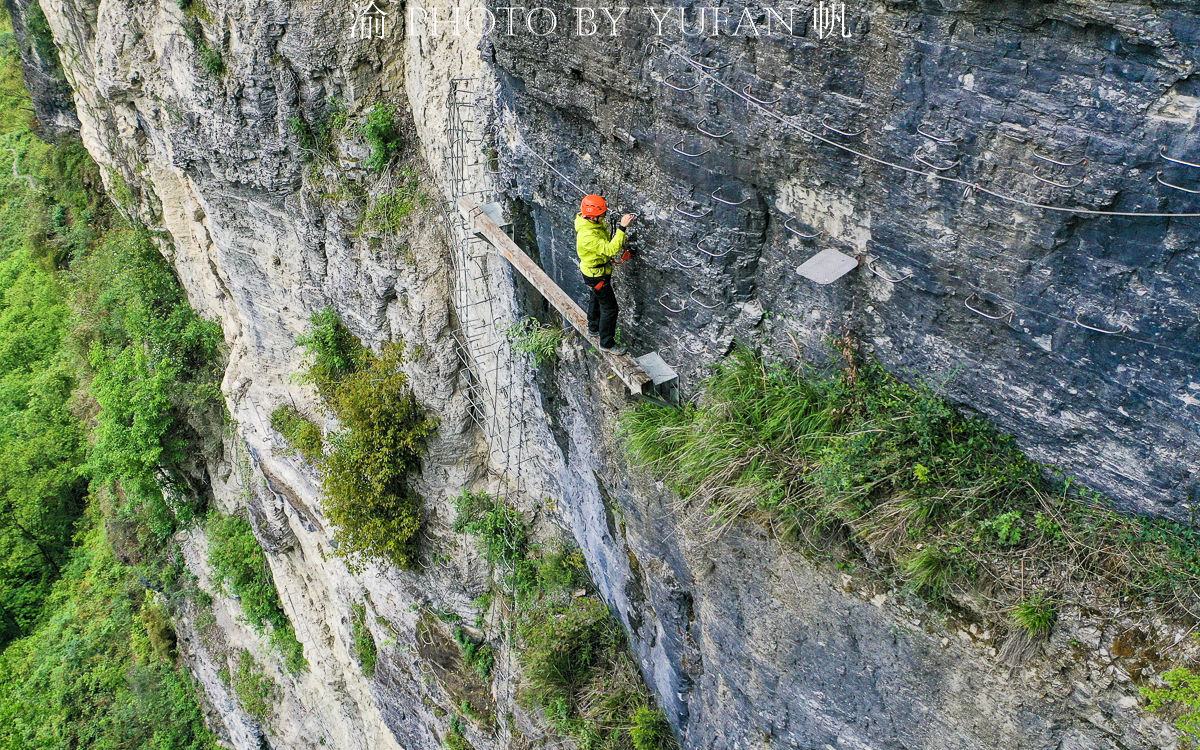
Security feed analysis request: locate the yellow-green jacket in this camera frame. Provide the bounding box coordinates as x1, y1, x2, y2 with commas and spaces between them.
575, 213, 627, 277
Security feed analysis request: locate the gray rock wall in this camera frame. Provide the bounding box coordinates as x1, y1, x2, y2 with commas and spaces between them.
489, 0, 1200, 522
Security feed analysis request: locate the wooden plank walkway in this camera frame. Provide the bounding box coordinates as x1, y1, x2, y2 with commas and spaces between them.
459, 198, 653, 395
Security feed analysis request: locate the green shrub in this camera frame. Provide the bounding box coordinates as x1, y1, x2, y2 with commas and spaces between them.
978, 511, 1023, 546
454, 491, 528, 570
321, 343, 437, 570
206, 512, 306, 672
630, 706, 673, 750
453, 491, 675, 749
537, 545, 589, 593
454, 626, 494, 679
506, 317, 567, 365
0, 526, 218, 749
78, 229, 224, 545
198, 46, 224, 76
297, 307, 369, 401
443, 725, 473, 750
230, 651, 277, 723
179, 5, 223, 77
138, 600, 178, 663
269, 405, 323, 462
361, 104, 402, 172
1010, 592, 1056, 637
519, 597, 613, 708
293, 310, 436, 570
351, 603, 377, 676
1142, 667, 1200, 742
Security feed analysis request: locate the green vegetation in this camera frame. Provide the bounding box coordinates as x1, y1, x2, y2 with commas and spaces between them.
230, 650, 277, 723
506, 317, 568, 365
320, 342, 438, 569
23, 0, 58, 68
363, 167, 424, 232
0, 523, 218, 749
1142, 667, 1200, 743
0, 162, 86, 642
206, 512, 306, 672
518, 595, 656, 747
455, 625, 495, 679
453, 490, 675, 749
620, 346, 1200, 635
270, 404, 324, 462
630, 706, 674, 750
0, 12, 220, 746
351, 602, 377, 676
178, 0, 224, 76
1010, 593, 1056, 637
178, 0, 213, 22
296, 306, 369, 401
292, 309, 437, 570
288, 99, 348, 162
454, 490, 530, 572
0, 23, 145, 646
79, 230, 224, 541
361, 104, 402, 172
443, 716, 473, 750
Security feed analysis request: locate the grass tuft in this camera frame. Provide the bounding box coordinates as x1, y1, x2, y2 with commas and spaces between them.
362, 168, 424, 233
296, 307, 369, 401
506, 317, 567, 365
630, 706, 674, 750
288, 99, 348, 163
1010, 592, 1056, 637
351, 603, 377, 676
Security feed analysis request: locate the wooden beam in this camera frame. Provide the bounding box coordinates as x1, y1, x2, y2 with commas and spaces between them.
458, 198, 652, 395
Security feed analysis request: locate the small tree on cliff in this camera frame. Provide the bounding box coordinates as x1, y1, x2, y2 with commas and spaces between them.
293, 309, 437, 570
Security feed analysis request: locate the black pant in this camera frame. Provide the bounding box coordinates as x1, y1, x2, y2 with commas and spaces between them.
582, 274, 618, 348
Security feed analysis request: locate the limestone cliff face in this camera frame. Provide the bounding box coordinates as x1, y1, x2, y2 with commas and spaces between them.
20, 0, 1199, 748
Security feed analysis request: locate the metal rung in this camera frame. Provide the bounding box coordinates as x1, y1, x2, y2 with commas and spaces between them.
459, 297, 495, 309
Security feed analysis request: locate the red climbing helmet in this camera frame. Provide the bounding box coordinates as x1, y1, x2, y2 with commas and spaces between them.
581, 194, 607, 218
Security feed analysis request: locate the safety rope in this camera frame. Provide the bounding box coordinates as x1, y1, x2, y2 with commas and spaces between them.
514, 134, 591, 196
867, 243, 1198, 410
871, 239, 1200, 361
657, 40, 1200, 219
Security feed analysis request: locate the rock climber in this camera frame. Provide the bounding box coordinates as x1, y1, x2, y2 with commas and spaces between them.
575, 194, 635, 355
